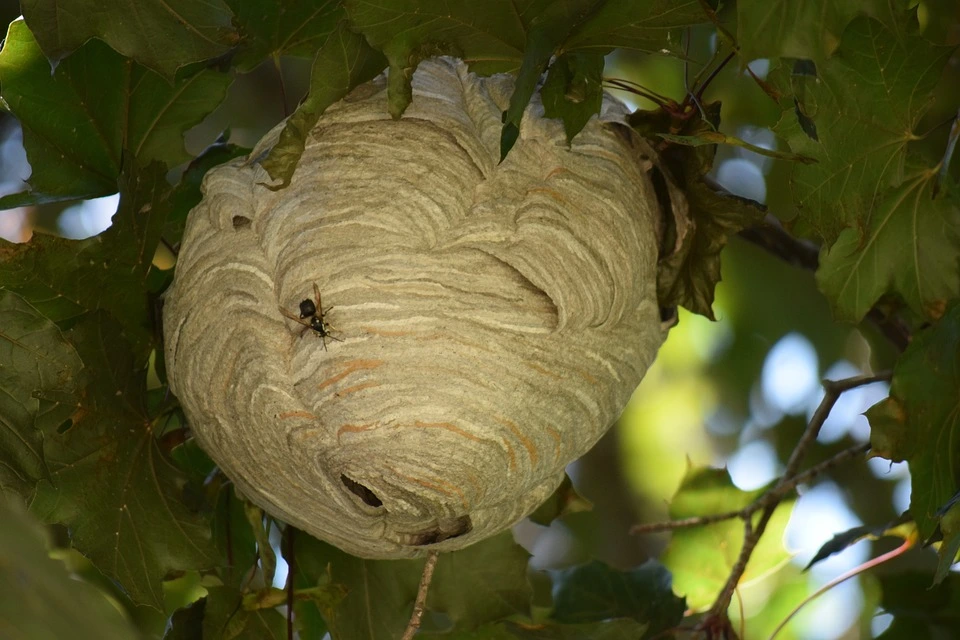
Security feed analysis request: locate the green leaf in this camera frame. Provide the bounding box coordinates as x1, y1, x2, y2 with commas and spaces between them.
866, 304, 960, 542
773, 16, 953, 242
737, 0, 913, 62
660, 466, 794, 611
816, 163, 960, 323
292, 534, 423, 640
165, 597, 206, 640
657, 131, 816, 164
0, 19, 232, 208
528, 474, 592, 526
428, 531, 533, 630
202, 585, 287, 640
29, 312, 217, 610
541, 52, 604, 144
0, 291, 83, 496
226, 0, 345, 71
0, 160, 172, 356
505, 619, 651, 640
0, 499, 140, 640
20, 0, 237, 78
803, 517, 911, 570
164, 137, 250, 247
876, 571, 960, 638
212, 484, 259, 588
550, 559, 684, 636
562, 0, 706, 54
260, 21, 387, 188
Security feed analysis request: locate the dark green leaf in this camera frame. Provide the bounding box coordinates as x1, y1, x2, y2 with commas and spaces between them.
0, 19, 232, 208
202, 585, 287, 640
661, 466, 794, 610
0, 160, 172, 356
876, 571, 960, 639
773, 17, 953, 242
212, 484, 259, 588
165, 598, 206, 640
737, 0, 913, 62
164, 137, 250, 247
227, 0, 345, 71
260, 21, 387, 188
562, 0, 706, 54
0, 291, 83, 495
428, 531, 533, 630
803, 517, 910, 570
29, 312, 217, 609
20, 0, 237, 78
505, 619, 650, 640
541, 52, 604, 144
867, 304, 960, 542
528, 474, 592, 526
550, 559, 684, 637
292, 533, 423, 640
0, 499, 140, 640
816, 163, 960, 323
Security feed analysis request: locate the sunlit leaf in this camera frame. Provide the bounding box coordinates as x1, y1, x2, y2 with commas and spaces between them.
260, 21, 387, 188
29, 312, 217, 609
20, 0, 237, 78
774, 16, 952, 242
661, 466, 794, 611
227, 0, 345, 71
867, 304, 960, 543
0, 500, 140, 640
0, 292, 83, 496
817, 163, 960, 323
550, 559, 684, 636
0, 19, 231, 208
934, 498, 960, 585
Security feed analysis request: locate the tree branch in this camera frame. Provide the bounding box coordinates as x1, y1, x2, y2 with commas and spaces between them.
737, 215, 911, 352
401, 551, 439, 640
631, 371, 892, 629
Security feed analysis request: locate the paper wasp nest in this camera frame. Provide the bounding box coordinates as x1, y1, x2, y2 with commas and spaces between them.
164, 58, 684, 558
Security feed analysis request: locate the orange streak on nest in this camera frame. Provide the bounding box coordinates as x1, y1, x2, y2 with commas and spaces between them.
278, 410, 318, 420
501, 437, 518, 472
525, 186, 567, 203
577, 369, 597, 384
545, 426, 562, 462
388, 466, 469, 509
336, 381, 380, 396
317, 359, 385, 390
414, 421, 483, 443
544, 166, 570, 180
526, 361, 561, 379
337, 422, 378, 437
496, 416, 539, 465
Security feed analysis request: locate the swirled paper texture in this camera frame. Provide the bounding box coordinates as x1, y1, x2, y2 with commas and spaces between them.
164, 58, 680, 558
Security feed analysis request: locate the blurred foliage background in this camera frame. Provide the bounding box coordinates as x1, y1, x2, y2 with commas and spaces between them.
1, 0, 959, 638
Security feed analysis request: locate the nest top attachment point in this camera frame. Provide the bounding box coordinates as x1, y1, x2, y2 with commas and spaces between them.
163, 58, 681, 559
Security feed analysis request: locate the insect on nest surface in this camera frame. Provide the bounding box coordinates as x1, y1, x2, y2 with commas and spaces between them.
162, 57, 686, 559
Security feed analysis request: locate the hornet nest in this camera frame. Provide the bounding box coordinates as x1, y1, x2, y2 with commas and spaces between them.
163, 57, 687, 559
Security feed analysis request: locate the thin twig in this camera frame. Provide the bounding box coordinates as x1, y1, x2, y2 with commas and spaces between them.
703, 373, 891, 620
767, 538, 914, 639
401, 551, 439, 640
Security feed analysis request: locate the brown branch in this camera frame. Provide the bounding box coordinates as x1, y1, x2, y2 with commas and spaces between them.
632, 372, 892, 632
401, 551, 439, 640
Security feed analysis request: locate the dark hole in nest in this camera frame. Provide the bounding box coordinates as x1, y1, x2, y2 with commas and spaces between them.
232, 215, 251, 229
340, 474, 383, 507
410, 515, 473, 546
